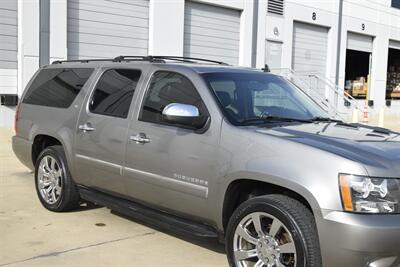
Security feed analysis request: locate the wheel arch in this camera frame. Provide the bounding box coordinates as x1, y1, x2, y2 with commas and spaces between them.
221, 177, 321, 232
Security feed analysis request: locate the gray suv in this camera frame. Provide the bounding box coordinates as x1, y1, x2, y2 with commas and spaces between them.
12, 56, 400, 267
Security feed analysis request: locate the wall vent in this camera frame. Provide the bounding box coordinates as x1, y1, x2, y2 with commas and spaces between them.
268, 0, 284, 16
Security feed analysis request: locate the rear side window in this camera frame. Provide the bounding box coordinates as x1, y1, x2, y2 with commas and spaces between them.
139, 71, 206, 124
89, 69, 141, 118
23, 68, 94, 108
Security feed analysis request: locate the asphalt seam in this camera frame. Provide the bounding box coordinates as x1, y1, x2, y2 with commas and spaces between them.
0, 231, 157, 266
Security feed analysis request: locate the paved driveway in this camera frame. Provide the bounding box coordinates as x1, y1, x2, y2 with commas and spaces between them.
0, 128, 226, 267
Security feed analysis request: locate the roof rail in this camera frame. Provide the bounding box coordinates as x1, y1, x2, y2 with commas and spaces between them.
52, 55, 229, 65
118, 56, 229, 65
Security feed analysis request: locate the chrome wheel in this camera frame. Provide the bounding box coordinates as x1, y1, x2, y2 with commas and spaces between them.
37, 155, 63, 205
233, 212, 297, 267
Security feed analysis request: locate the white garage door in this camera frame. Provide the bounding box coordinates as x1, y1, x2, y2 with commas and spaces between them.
0, 0, 17, 95
389, 40, 400, 50
184, 1, 240, 65
67, 0, 149, 59
292, 22, 328, 75
347, 32, 373, 53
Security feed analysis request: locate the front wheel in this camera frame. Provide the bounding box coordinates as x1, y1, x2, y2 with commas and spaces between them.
226, 195, 322, 267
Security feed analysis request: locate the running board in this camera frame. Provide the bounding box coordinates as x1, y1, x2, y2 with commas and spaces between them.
79, 187, 218, 239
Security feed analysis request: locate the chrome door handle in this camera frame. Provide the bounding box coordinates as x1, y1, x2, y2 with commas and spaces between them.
130, 133, 150, 144
78, 123, 95, 132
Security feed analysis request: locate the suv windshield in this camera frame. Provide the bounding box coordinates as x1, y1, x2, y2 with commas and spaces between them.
202, 72, 327, 126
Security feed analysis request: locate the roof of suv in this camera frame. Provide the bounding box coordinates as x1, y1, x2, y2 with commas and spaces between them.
48, 55, 264, 74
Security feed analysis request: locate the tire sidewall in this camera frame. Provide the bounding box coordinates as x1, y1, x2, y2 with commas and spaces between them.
226, 198, 307, 267
34, 146, 73, 211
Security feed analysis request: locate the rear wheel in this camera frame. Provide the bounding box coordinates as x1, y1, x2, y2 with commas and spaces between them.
35, 145, 80, 211
226, 195, 322, 267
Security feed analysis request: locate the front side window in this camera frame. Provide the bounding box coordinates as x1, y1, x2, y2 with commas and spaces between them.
140, 71, 206, 124
89, 69, 141, 118
23, 68, 94, 108
202, 72, 327, 125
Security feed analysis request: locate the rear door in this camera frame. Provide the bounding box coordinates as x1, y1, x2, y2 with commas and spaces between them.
74, 68, 144, 194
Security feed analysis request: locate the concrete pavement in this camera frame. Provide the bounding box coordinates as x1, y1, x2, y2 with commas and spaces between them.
0, 128, 227, 267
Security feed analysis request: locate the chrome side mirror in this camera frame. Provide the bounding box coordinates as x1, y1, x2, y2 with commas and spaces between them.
162, 103, 208, 129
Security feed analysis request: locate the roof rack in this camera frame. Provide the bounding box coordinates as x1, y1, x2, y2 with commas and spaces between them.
52, 55, 229, 65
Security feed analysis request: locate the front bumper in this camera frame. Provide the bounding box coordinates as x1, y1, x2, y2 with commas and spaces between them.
316, 210, 400, 267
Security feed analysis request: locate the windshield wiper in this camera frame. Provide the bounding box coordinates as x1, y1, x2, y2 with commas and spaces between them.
239, 115, 312, 124
310, 116, 342, 123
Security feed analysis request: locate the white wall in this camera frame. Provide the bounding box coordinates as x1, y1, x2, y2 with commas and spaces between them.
17, 0, 39, 96
49, 0, 67, 63
149, 0, 185, 56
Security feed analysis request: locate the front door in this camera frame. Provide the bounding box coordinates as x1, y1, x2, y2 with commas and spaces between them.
74, 68, 143, 194
123, 71, 220, 220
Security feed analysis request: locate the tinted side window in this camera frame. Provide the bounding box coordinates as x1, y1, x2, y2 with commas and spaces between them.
140, 71, 205, 124
89, 69, 141, 118
23, 68, 94, 108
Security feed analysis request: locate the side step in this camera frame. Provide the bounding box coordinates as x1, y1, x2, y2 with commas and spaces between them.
79, 187, 218, 239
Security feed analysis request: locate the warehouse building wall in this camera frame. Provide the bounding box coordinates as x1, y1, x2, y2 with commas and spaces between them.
1, 0, 400, 127
259, 0, 400, 117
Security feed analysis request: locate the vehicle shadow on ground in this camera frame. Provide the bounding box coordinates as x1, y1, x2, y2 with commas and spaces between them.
71, 201, 103, 212
110, 210, 226, 255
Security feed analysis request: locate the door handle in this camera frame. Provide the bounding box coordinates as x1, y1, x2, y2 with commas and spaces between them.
130, 133, 150, 144
78, 123, 95, 132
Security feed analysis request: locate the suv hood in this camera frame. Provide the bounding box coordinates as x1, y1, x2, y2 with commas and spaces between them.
256, 122, 400, 177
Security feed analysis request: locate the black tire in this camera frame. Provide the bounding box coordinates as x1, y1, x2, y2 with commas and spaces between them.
34, 145, 80, 212
226, 194, 322, 267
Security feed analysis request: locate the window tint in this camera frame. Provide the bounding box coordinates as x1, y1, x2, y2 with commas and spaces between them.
140, 71, 205, 124
23, 68, 94, 108
89, 69, 141, 118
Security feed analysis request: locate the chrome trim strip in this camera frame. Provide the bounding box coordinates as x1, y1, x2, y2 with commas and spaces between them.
124, 167, 208, 199
76, 154, 122, 174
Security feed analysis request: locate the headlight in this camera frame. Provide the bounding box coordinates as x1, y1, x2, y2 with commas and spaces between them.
339, 174, 400, 213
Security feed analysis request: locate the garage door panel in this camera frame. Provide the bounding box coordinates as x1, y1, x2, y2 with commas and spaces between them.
293, 43, 328, 52
68, 25, 148, 40
347, 32, 373, 53
107, 0, 149, 8
184, 44, 239, 57
68, 7, 148, 27
0, 42, 17, 51
184, 1, 240, 65
292, 22, 328, 98
184, 37, 239, 50
185, 34, 240, 46
68, 0, 149, 14
68, 45, 147, 59
0, 1, 17, 70
0, 24, 17, 36
389, 40, 400, 50
292, 22, 328, 74
0, 8, 16, 19
67, 0, 149, 59
293, 35, 328, 45
67, 34, 148, 49
185, 13, 240, 29
0, 16, 16, 25
184, 20, 240, 35
0, 35, 16, 45
184, 24, 239, 41
68, 19, 148, 35
185, 2, 240, 23
186, 52, 238, 63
